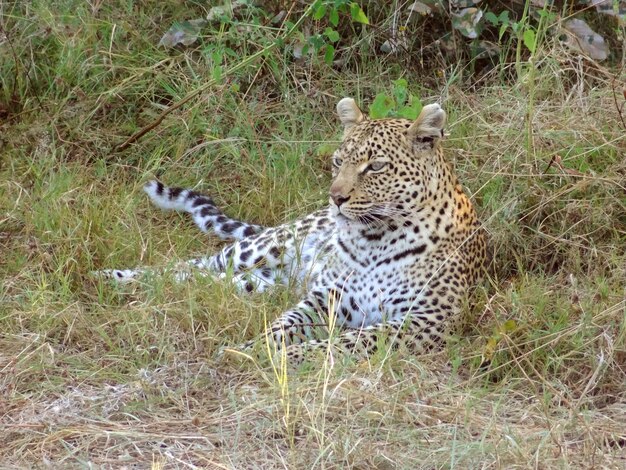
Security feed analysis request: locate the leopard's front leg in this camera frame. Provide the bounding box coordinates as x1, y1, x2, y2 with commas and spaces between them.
283, 312, 449, 366
236, 289, 333, 353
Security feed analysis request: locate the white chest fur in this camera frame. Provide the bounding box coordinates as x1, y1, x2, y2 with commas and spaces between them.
308, 218, 431, 328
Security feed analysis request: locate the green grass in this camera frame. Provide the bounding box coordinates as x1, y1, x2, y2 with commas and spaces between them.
1, 1, 625, 468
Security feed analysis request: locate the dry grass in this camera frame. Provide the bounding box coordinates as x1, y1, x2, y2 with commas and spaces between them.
1, 2, 625, 468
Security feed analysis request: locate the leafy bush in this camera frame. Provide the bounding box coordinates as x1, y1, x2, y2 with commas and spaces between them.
157, 1, 625, 74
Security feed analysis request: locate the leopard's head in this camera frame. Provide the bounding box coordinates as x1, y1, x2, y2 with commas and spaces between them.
329, 98, 448, 224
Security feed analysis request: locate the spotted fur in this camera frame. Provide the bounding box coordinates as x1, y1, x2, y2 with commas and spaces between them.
95, 98, 487, 366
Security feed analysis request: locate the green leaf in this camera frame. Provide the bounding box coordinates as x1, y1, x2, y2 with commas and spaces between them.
324, 27, 340, 43
397, 96, 422, 120
369, 94, 395, 118
393, 78, 408, 88
329, 7, 339, 27
350, 3, 369, 24
211, 51, 224, 83
482, 336, 499, 362
212, 50, 223, 65
324, 44, 335, 64
212, 64, 223, 83
397, 107, 416, 120
523, 28, 536, 54
308, 34, 325, 51
392, 79, 408, 106
484, 11, 498, 26
498, 23, 508, 40
502, 320, 518, 333
313, 4, 327, 20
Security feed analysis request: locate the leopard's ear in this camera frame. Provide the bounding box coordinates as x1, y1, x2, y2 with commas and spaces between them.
337, 98, 364, 134
407, 103, 446, 147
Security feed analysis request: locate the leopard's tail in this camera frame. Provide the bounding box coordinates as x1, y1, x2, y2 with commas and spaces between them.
144, 180, 265, 240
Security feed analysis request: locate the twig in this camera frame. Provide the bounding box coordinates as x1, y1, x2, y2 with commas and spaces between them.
611, 63, 625, 131
113, 2, 317, 152
542, 154, 556, 174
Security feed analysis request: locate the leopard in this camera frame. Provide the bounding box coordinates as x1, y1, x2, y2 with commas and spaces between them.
97, 98, 487, 366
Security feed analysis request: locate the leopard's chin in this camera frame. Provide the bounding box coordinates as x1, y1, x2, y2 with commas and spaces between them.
331, 208, 360, 230
333, 211, 353, 224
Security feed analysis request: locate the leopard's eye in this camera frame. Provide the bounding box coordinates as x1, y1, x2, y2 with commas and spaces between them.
366, 161, 388, 172
333, 156, 344, 168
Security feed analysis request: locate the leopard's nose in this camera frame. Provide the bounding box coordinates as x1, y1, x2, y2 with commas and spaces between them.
330, 193, 351, 207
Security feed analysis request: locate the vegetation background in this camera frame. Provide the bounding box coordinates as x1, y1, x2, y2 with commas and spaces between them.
1, 0, 625, 468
